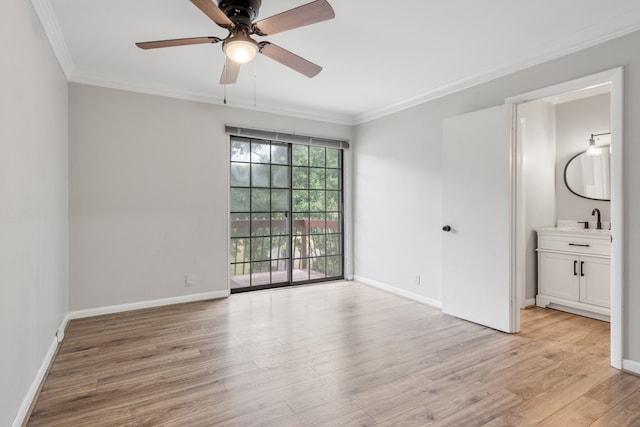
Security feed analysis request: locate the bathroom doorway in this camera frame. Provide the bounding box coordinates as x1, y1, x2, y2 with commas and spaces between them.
508, 68, 623, 369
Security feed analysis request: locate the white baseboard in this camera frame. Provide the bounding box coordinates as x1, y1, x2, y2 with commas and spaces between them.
56, 313, 70, 342
68, 290, 230, 320
354, 275, 442, 309
522, 298, 536, 308
12, 311, 69, 427
623, 359, 640, 376
12, 337, 58, 427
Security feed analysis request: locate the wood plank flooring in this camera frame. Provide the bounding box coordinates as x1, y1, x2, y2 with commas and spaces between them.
26, 281, 640, 426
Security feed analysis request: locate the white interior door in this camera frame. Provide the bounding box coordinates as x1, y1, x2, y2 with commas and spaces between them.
442, 105, 517, 333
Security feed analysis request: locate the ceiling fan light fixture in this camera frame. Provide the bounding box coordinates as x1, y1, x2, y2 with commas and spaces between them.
223, 33, 258, 64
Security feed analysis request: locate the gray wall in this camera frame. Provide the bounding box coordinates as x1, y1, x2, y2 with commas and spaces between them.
0, 1, 69, 425
353, 30, 640, 364
556, 93, 611, 222
69, 84, 352, 311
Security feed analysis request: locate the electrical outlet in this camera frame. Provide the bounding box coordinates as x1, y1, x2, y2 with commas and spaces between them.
415, 274, 421, 285
185, 274, 195, 286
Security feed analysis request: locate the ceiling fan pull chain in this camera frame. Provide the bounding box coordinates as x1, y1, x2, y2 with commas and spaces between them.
224, 82, 227, 104
253, 58, 257, 107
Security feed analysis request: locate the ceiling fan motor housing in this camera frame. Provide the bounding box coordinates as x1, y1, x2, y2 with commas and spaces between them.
218, 0, 262, 26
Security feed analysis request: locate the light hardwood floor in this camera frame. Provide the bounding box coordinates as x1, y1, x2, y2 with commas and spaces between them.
27, 281, 640, 426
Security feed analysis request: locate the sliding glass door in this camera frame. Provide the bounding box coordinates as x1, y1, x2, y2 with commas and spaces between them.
229, 136, 343, 292
291, 144, 343, 283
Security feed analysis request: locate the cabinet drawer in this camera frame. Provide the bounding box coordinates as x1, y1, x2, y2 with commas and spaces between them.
538, 234, 610, 256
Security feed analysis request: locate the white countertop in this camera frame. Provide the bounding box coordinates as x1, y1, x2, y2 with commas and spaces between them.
536, 226, 611, 239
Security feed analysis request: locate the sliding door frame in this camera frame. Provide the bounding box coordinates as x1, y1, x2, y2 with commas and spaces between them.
228, 135, 346, 293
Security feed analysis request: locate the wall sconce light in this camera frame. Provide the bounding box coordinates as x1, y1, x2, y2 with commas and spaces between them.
587, 132, 611, 156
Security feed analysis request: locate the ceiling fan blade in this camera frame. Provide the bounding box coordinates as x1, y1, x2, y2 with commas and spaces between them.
259, 42, 322, 78
190, 0, 234, 28
220, 57, 241, 84
253, 0, 334, 36
136, 36, 222, 50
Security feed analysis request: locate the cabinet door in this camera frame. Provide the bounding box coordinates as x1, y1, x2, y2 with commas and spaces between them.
579, 256, 611, 308
539, 252, 579, 301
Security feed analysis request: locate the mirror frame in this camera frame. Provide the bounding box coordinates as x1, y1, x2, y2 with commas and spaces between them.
563, 144, 611, 201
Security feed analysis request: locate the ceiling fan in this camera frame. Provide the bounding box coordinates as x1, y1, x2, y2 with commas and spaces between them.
136, 0, 335, 84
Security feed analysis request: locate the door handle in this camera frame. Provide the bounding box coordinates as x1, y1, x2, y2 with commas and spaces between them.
581, 261, 585, 277
442, 225, 452, 232
573, 260, 577, 276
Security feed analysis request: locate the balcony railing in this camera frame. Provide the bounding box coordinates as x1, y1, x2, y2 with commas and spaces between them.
230, 217, 342, 288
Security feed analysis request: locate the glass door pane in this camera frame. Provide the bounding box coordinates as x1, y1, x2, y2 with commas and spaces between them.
291, 146, 343, 283
230, 138, 290, 291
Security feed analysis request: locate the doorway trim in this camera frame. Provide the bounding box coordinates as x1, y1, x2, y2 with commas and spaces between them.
506, 67, 624, 369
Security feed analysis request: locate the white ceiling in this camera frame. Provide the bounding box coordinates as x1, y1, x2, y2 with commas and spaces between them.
38, 0, 640, 124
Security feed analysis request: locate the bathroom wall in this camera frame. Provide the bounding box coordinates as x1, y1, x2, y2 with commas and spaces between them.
555, 92, 611, 224
518, 92, 611, 304
518, 100, 557, 303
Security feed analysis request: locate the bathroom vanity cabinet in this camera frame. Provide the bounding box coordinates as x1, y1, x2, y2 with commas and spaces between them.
536, 228, 611, 321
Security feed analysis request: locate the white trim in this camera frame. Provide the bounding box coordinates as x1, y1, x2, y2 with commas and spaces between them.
67, 291, 229, 320
12, 312, 69, 427
622, 359, 640, 376
354, 22, 640, 125
33, 0, 640, 126
505, 69, 621, 105
507, 67, 624, 370
536, 296, 611, 322
342, 147, 354, 280
507, 102, 519, 333
546, 84, 612, 105
70, 72, 353, 126
609, 68, 624, 371
56, 313, 71, 343
523, 298, 536, 308
12, 337, 58, 427
29, 0, 74, 79
515, 112, 527, 312
354, 276, 442, 309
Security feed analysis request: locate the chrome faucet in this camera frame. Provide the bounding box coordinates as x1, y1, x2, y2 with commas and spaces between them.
592, 208, 602, 230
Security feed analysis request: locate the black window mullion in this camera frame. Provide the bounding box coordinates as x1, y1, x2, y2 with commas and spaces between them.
249, 143, 253, 288
287, 144, 294, 285
268, 142, 272, 286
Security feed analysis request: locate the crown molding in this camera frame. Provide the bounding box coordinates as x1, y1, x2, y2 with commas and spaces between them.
30, 0, 74, 79
29, 0, 640, 127
354, 19, 640, 125
71, 70, 355, 125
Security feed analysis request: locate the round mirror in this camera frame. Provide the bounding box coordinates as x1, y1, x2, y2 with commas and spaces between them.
564, 145, 611, 201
